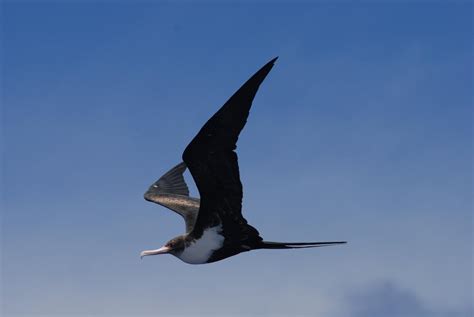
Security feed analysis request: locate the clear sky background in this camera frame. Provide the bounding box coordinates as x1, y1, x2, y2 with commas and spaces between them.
2, 1, 472, 317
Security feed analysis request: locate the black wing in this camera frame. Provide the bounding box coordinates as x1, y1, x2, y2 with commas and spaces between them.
144, 162, 200, 233
146, 162, 189, 196
182, 57, 277, 246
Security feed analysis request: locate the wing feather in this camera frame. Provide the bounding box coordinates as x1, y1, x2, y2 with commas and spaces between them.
144, 162, 199, 233
183, 58, 277, 245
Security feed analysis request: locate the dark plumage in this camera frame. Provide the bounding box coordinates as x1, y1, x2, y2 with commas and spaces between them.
141, 58, 346, 264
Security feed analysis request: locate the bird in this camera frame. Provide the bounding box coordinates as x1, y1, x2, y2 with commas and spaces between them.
140, 57, 346, 264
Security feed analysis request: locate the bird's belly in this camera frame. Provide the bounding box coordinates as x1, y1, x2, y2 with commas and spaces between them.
178, 226, 225, 264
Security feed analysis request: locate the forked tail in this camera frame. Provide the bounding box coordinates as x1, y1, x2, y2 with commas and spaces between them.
258, 240, 347, 249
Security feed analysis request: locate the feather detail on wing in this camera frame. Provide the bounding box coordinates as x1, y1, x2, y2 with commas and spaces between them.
148, 162, 189, 196
144, 162, 200, 233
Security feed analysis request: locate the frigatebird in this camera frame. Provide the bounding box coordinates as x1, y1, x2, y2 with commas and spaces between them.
141, 57, 346, 264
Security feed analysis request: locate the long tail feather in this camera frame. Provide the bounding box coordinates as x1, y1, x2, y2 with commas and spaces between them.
258, 241, 347, 249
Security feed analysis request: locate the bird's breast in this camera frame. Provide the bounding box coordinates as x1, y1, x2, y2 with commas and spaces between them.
178, 225, 225, 264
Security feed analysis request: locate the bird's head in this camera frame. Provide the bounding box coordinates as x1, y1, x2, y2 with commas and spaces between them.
140, 236, 185, 259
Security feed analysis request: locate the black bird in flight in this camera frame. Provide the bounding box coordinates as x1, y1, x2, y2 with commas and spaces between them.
141, 57, 346, 264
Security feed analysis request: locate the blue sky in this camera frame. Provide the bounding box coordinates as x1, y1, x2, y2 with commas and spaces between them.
2, 1, 472, 316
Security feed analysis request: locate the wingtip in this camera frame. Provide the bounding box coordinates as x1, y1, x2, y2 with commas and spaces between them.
252, 56, 278, 79
265, 56, 278, 67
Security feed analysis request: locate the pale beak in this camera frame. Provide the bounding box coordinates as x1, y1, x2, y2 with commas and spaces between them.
140, 246, 171, 259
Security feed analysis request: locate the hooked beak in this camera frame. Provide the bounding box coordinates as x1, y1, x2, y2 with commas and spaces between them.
140, 246, 171, 259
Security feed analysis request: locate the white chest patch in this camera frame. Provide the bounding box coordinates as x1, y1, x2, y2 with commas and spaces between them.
178, 225, 225, 264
